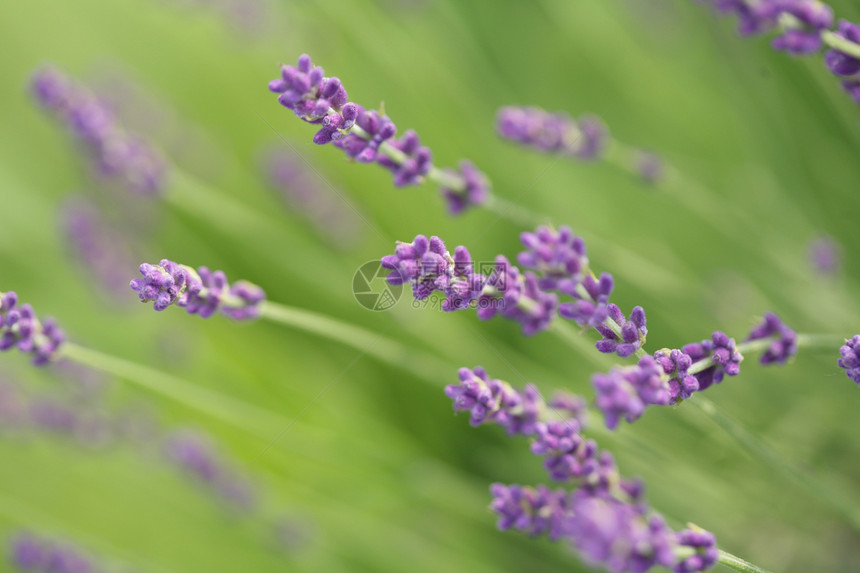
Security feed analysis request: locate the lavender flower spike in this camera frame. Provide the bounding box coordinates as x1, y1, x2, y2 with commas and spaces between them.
0, 291, 65, 366
745, 312, 798, 365
496, 106, 607, 160
130, 259, 265, 320
8, 531, 99, 573
673, 527, 719, 573
30, 66, 167, 196
838, 335, 860, 385
270, 54, 492, 215
595, 304, 647, 358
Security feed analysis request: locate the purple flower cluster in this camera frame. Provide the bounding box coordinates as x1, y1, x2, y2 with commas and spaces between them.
825, 20, 860, 103
517, 226, 588, 295
31, 66, 167, 196
164, 430, 258, 512
567, 491, 677, 572
745, 312, 798, 365
489, 484, 571, 540
8, 531, 100, 573
683, 332, 743, 392
382, 235, 558, 334
270, 54, 490, 214
0, 292, 65, 366
532, 420, 599, 482
654, 348, 700, 404
130, 259, 266, 320
497, 106, 607, 160
773, 1, 833, 54
838, 335, 860, 385
445, 367, 542, 435
674, 528, 719, 573
592, 356, 672, 430
596, 305, 648, 358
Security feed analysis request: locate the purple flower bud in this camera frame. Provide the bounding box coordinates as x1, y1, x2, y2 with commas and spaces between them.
674, 528, 719, 573
378, 129, 433, 187
30, 66, 167, 197
334, 109, 396, 162
567, 491, 677, 572
496, 106, 607, 159
838, 335, 860, 385
445, 367, 542, 435
130, 260, 265, 320
558, 273, 614, 328
653, 348, 699, 403
489, 483, 571, 540
808, 235, 842, 275
592, 356, 671, 429
745, 312, 798, 365
440, 161, 490, 215
826, 21, 860, 76
517, 225, 588, 294
771, 0, 833, 55
0, 291, 65, 366
683, 331, 743, 391
595, 304, 648, 358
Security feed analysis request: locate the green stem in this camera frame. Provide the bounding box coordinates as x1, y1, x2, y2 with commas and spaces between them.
718, 550, 772, 573
257, 301, 450, 380
822, 30, 860, 61
689, 396, 860, 532
60, 343, 291, 440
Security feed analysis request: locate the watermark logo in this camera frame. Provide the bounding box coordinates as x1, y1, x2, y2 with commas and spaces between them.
352, 261, 402, 311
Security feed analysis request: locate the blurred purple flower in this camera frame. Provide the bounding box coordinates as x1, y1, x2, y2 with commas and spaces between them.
744, 312, 798, 365
807, 235, 842, 275
496, 106, 607, 160
0, 291, 65, 366
30, 66, 168, 196
838, 335, 860, 385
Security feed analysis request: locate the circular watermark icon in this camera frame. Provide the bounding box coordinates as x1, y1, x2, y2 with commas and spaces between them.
352, 260, 402, 311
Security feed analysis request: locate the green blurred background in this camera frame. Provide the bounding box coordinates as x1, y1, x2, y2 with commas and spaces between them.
1, 0, 860, 571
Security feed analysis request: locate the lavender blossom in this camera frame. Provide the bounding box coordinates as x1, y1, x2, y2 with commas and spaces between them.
683, 331, 743, 391
517, 225, 588, 295
653, 348, 700, 404
744, 312, 798, 365
496, 106, 608, 160
595, 305, 647, 358
377, 129, 432, 186
130, 259, 265, 320
8, 531, 98, 573
440, 160, 490, 215
164, 430, 258, 513
826, 20, 860, 103
807, 235, 842, 275
771, 0, 833, 55
567, 491, 677, 573
705, 0, 778, 36
30, 66, 167, 196
674, 528, 719, 573
489, 484, 571, 540
838, 335, 860, 385
269, 55, 489, 214
592, 356, 671, 430
558, 273, 614, 328
61, 198, 138, 298
532, 420, 600, 482
0, 291, 65, 366
445, 367, 541, 435
382, 236, 557, 333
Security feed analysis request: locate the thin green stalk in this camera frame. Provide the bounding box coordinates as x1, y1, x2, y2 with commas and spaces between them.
718, 550, 773, 573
